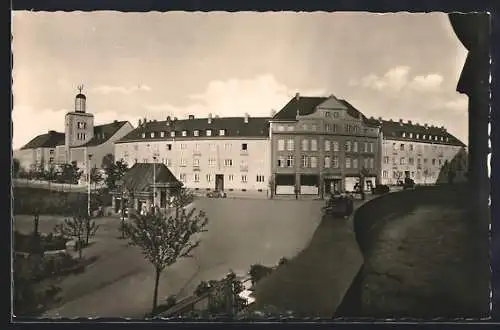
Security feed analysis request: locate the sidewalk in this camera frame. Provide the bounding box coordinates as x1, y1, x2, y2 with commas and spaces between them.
250, 197, 373, 317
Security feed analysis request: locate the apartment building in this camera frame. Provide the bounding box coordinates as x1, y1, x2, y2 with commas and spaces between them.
380, 119, 467, 185
269, 94, 382, 197
114, 114, 271, 194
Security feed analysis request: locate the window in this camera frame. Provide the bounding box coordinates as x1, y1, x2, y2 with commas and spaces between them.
209, 143, 216, 151
369, 157, 374, 169
167, 144, 172, 151
302, 139, 309, 151
49, 157, 54, 163
311, 139, 318, 151
208, 158, 216, 166
194, 173, 200, 182
400, 144, 405, 151
383, 170, 388, 178
180, 158, 187, 167
353, 141, 358, 153
325, 124, 331, 132
364, 142, 368, 153
241, 175, 248, 183
324, 140, 331, 151
439, 159, 442, 166
206, 130, 212, 136
416, 134, 420, 139
424, 158, 428, 164
179, 173, 187, 182
324, 112, 331, 117
160, 131, 165, 138
170, 131, 176, 137
142, 132, 146, 138
392, 142, 397, 150
392, 157, 397, 165
286, 139, 294, 151
332, 156, 339, 168
228, 174, 234, 181
277, 157, 285, 167
310, 156, 318, 168
311, 124, 317, 131
302, 124, 308, 131
400, 157, 405, 165
180, 143, 187, 149
409, 144, 414, 151
333, 112, 339, 118
278, 139, 285, 151
409, 157, 414, 165
182, 130, 187, 137
241, 143, 248, 151
432, 159, 436, 165
345, 141, 351, 152
301, 155, 310, 168
240, 160, 248, 169
224, 159, 233, 167
224, 143, 232, 151
193, 159, 200, 167
384, 156, 389, 164
286, 155, 294, 167
352, 158, 358, 169
256, 175, 265, 182
434, 136, 438, 141
324, 156, 331, 168
417, 158, 422, 165
194, 130, 199, 136
345, 158, 351, 169
218, 129, 225, 136
206, 174, 212, 182
402, 132, 406, 138
49, 149, 55, 155
369, 142, 374, 153
333, 141, 339, 152
364, 158, 369, 169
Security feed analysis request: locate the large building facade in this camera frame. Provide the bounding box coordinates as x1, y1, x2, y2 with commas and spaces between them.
14, 90, 134, 178
379, 119, 467, 185
269, 94, 382, 197
114, 114, 271, 194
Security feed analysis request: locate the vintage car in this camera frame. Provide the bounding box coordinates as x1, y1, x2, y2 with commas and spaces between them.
322, 194, 354, 218
403, 177, 416, 190
206, 190, 227, 198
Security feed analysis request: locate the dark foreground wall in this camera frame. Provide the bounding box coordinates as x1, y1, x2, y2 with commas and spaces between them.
339, 184, 490, 319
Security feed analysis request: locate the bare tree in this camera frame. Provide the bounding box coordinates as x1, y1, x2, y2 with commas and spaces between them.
54, 215, 87, 259
123, 197, 208, 315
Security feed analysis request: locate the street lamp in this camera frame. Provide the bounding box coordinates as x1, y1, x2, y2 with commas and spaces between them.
87, 153, 93, 218
153, 155, 157, 211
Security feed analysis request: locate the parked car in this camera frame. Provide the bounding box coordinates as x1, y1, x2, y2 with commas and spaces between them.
206, 190, 227, 198
322, 194, 354, 218
403, 177, 416, 190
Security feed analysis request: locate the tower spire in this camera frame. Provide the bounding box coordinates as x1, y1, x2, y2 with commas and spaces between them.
77, 84, 84, 94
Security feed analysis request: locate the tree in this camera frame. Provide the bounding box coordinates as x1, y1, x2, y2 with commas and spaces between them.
54, 214, 91, 259
123, 196, 209, 315
423, 169, 430, 185
13, 158, 20, 178
249, 264, 273, 286
101, 153, 115, 171
268, 176, 275, 199
90, 167, 103, 191
45, 166, 57, 190
104, 159, 128, 191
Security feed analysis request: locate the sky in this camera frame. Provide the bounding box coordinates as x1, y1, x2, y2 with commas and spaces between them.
12, 11, 469, 150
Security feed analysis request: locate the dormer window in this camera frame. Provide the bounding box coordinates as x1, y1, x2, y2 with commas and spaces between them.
182, 130, 187, 137
409, 133, 413, 138
416, 134, 420, 139
422, 134, 426, 139
141, 132, 146, 138
428, 135, 432, 140
206, 129, 212, 136
434, 136, 438, 141
324, 112, 331, 117
150, 132, 155, 138
194, 130, 200, 137
402, 132, 406, 138
170, 131, 176, 137
440, 136, 444, 141
446, 137, 449, 142
219, 129, 225, 136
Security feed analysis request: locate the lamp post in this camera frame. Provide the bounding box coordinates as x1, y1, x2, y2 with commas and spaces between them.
153, 156, 157, 212
87, 153, 93, 218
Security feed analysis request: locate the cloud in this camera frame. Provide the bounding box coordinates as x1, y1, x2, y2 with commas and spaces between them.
93, 84, 152, 95
409, 73, 444, 92
11, 105, 139, 150
145, 74, 327, 119
351, 66, 444, 94
443, 97, 468, 111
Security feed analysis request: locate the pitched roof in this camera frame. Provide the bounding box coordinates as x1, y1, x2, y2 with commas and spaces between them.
76, 121, 129, 147
337, 99, 381, 128
116, 117, 270, 143
20, 131, 65, 150
119, 163, 181, 192
272, 96, 327, 120
380, 119, 466, 147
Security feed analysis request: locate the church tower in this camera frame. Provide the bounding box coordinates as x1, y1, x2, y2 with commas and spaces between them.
65, 85, 95, 161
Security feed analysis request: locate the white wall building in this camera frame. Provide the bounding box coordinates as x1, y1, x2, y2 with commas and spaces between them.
115, 114, 271, 194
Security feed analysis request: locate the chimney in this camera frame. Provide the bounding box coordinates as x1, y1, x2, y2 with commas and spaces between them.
399, 119, 403, 124
424, 123, 428, 128
244, 113, 249, 124
208, 113, 212, 124
188, 115, 195, 120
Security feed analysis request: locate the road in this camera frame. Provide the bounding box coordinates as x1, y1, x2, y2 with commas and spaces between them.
14, 198, 324, 318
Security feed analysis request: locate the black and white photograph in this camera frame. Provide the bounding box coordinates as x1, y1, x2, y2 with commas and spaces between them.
11, 10, 491, 320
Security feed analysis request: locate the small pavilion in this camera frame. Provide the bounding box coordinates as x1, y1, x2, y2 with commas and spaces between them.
112, 163, 182, 217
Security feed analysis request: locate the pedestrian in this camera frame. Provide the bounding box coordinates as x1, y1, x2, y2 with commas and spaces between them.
294, 187, 299, 200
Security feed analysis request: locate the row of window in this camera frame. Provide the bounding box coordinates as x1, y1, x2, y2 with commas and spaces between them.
277, 139, 374, 153
77, 122, 88, 129
382, 170, 436, 180
401, 131, 449, 142
383, 156, 444, 166
128, 157, 250, 169
141, 128, 228, 139
277, 155, 375, 170
275, 122, 362, 134
178, 173, 265, 184
76, 133, 87, 140
128, 142, 249, 152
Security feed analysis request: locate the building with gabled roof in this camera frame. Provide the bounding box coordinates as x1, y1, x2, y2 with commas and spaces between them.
114, 113, 272, 195
269, 93, 382, 197
13, 89, 134, 178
